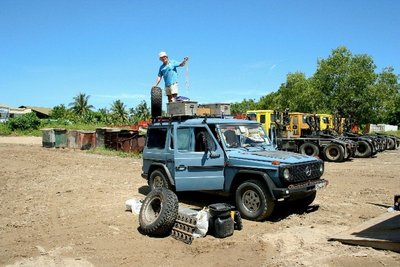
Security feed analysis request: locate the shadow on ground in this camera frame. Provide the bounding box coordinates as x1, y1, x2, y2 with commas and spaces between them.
137, 185, 320, 221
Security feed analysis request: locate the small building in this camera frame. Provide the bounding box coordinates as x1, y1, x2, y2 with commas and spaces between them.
369, 124, 398, 132
19, 106, 52, 119
0, 104, 52, 122
0, 105, 10, 123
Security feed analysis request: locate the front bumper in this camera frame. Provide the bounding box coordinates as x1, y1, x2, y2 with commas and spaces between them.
272, 179, 328, 200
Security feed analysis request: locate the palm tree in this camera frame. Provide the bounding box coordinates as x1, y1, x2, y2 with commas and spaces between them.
69, 93, 94, 117
133, 100, 151, 122
111, 99, 128, 124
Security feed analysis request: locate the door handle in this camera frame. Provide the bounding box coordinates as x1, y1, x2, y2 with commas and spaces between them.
209, 152, 220, 158
176, 165, 187, 171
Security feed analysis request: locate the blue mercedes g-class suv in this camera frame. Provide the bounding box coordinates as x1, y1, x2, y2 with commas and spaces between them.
141, 116, 327, 221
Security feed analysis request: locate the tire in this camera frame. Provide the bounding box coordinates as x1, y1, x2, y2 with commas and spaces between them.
151, 86, 162, 118
299, 142, 319, 157
345, 145, 353, 160
355, 140, 372, 158
235, 180, 275, 221
148, 169, 172, 191
386, 138, 395, 150
139, 188, 179, 236
323, 143, 345, 162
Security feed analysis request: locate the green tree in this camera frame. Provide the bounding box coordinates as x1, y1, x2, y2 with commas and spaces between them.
313, 46, 377, 124
69, 93, 94, 118
110, 99, 128, 124
50, 104, 71, 119
275, 72, 324, 113
258, 91, 279, 110
231, 98, 258, 114
7, 112, 41, 131
129, 100, 151, 123
387, 94, 400, 126
98, 107, 112, 124
369, 67, 400, 124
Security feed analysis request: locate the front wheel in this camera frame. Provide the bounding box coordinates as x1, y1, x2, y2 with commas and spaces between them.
235, 180, 275, 221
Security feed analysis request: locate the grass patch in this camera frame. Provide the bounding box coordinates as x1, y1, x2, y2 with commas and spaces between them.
12, 129, 43, 137
0, 123, 12, 136
384, 130, 400, 137
87, 147, 142, 159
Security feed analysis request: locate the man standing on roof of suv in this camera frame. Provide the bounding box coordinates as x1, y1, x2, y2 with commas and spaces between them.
153, 51, 189, 103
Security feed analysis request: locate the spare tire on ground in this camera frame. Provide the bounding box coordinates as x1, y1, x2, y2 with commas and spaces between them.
139, 187, 178, 236
151, 87, 162, 118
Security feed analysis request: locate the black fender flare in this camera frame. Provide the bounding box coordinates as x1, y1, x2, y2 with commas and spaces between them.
149, 163, 175, 186
230, 169, 277, 201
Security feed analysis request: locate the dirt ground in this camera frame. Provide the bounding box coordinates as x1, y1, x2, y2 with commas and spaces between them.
0, 136, 399, 267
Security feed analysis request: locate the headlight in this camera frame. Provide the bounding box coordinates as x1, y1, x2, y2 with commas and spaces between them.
283, 168, 290, 180
319, 163, 324, 174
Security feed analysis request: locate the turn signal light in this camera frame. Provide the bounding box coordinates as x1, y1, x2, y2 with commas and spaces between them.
272, 160, 281, 165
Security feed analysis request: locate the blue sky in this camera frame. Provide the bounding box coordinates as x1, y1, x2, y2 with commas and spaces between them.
1, 0, 399, 111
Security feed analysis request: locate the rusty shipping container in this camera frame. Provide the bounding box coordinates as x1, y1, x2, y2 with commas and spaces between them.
54, 128, 68, 148
95, 128, 107, 148
67, 130, 79, 149
42, 128, 55, 148
77, 130, 96, 150
116, 130, 145, 153
105, 128, 121, 150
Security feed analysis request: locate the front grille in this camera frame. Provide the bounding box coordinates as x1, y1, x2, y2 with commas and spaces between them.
283, 162, 322, 184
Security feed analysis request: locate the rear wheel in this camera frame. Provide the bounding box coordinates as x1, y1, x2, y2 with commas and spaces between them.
323, 143, 344, 162
235, 180, 275, 221
299, 142, 319, 157
149, 169, 173, 191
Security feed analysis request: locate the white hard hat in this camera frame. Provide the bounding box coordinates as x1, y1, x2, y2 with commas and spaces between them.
159, 51, 168, 58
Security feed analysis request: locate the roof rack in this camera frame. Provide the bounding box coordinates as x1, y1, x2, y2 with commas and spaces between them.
151, 114, 230, 124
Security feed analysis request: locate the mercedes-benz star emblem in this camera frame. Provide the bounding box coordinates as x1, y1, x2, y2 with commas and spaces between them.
305, 166, 312, 177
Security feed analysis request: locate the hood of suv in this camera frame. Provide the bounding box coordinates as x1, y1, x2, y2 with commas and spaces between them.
226, 149, 319, 165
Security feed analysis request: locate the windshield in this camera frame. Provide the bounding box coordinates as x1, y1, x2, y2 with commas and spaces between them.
218, 124, 271, 148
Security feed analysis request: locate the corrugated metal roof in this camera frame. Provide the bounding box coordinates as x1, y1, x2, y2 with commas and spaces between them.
0, 104, 12, 109
19, 106, 52, 116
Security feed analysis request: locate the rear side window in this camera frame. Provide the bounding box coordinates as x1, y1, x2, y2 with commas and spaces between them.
147, 128, 167, 149
177, 128, 192, 151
